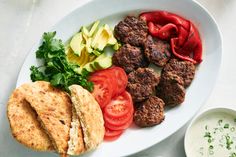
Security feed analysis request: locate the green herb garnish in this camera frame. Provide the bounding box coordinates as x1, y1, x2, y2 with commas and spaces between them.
209, 145, 214, 149
229, 152, 236, 157
225, 135, 234, 150
224, 124, 230, 129
218, 119, 223, 125
204, 132, 211, 138
30, 32, 93, 92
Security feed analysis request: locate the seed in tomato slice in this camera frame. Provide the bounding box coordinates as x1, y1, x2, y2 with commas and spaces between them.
104, 91, 133, 118
90, 79, 112, 108
90, 69, 118, 97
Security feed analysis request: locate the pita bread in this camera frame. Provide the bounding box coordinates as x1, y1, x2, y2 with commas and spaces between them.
67, 106, 85, 155
7, 83, 54, 151
24, 81, 72, 154
69, 85, 105, 151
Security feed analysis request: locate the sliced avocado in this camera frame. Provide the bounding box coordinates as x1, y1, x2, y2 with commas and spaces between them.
107, 35, 117, 45
80, 48, 90, 66
93, 50, 101, 56
113, 42, 121, 50
83, 62, 94, 72
86, 38, 93, 53
90, 62, 98, 71
89, 21, 100, 37
70, 33, 84, 56
94, 56, 112, 70
90, 53, 111, 70
91, 25, 110, 51
81, 26, 89, 37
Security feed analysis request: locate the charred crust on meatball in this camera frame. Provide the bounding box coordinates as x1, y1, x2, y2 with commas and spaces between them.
144, 35, 171, 67
156, 71, 185, 106
112, 44, 149, 73
114, 16, 148, 46
134, 96, 165, 127
163, 59, 195, 87
127, 68, 160, 102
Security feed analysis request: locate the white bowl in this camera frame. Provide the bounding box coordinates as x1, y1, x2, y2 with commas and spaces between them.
185, 108, 236, 157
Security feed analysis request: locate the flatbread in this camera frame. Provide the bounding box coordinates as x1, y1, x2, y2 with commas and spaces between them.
69, 85, 105, 151
7, 83, 54, 151
24, 81, 72, 154
67, 106, 85, 155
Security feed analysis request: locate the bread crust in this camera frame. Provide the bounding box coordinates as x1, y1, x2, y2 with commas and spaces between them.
69, 85, 105, 151
7, 83, 54, 151
25, 81, 72, 154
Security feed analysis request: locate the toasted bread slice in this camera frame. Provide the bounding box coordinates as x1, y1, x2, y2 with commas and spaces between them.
69, 85, 105, 151
67, 105, 85, 155
24, 81, 72, 155
7, 83, 54, 151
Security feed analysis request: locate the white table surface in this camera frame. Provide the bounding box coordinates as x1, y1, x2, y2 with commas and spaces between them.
1, 0, 236, 156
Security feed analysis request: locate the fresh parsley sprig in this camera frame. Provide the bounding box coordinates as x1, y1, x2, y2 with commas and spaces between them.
30, 32, 93, 92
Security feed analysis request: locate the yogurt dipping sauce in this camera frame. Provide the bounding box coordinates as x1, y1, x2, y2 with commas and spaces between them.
185, 108, 236, 157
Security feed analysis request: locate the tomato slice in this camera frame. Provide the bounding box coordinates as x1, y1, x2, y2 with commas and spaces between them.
111, 67, 128, 95
89, 76, 112, 108
91, 69, 118, 97
105, 115, 133, 131
104, 128, 123, 141
90, 66, 128, 97
104, 91, 133, 118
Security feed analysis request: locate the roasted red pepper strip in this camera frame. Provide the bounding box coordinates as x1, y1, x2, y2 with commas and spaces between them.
171, 38, 197, 64
148, 22, 159, 36
140, 11, 202, 64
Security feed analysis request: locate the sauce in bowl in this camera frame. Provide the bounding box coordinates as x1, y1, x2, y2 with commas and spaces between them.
185, 108, 236, 157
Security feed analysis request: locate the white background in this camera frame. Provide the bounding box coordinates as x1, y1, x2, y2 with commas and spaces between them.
0, 0, 236, 156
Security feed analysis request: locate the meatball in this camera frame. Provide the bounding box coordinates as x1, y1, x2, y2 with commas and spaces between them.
134, 96, 165, 127
112, 44, 149, 73
144, 35, 171, 67
156, 72, 185, 106
163, 59, 195, 87
127, 68, 160, 102
114, 16, 148, 46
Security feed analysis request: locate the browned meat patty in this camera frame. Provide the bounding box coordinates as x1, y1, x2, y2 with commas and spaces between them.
112, 44, 149, 73
163, 59, 195, 87
144, 35, 171, 67
134, 96, 165, 127
114, 16, 148, 46
127, 68, 160, 102
157, 72, 185, 106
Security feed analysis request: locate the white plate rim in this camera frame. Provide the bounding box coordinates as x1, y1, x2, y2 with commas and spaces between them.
15, 0, 222, 156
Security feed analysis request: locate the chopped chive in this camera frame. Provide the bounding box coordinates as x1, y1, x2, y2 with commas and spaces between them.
230, 127, 235, 132
204, 132, 211, 138
209, 145, 214, 149
234, 118, 236, 122
218, 119, 223, 125
205, 125, 208, 130
208, 139, 212, 143
230, 153, 236, 157
224, 124, 230, 128
225, 135, 233, 150
209, 150, 214, 155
